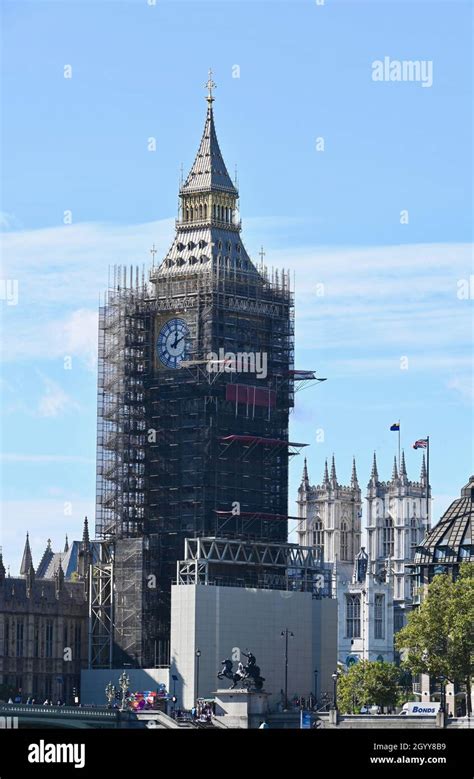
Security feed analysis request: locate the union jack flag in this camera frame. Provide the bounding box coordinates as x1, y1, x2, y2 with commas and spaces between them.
413, 439, 428, 449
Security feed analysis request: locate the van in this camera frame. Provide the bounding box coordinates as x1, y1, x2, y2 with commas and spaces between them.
399, 701, 441, 716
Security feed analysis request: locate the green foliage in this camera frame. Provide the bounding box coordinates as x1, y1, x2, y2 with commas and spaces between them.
395, 563, 474, 684
395, 563, 474, 714
337, 661, 401, 713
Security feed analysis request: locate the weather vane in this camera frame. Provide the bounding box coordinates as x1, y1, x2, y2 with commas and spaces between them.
205, 68, 216, 103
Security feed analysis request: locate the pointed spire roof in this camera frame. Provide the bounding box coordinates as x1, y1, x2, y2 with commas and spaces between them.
330, 454, 338, 486
351, 457, 359, 487
391, 456, 399, 481
20, 532, 34, 577
323, 459, 330, 486
36, 538, 53, 579
180, 72, 238, 197
420, 453, 427, 484
370, 452, 379, 483
0, 547, 5, 580
301, 457, 309, 488
64, 534, 69, 553
400, 449, 408, 480
82, 516, 90, 548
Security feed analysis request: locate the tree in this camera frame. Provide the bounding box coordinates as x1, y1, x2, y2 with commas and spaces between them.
395, 563, 474, 715
337, 661, 401, 713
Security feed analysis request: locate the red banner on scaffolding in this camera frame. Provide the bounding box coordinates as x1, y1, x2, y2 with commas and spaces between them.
225, 383, 276, 408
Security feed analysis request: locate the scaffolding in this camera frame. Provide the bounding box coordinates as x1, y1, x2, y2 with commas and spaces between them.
176, 536, 331, 597
88, 543, 113, 669
93, 255, 295, 666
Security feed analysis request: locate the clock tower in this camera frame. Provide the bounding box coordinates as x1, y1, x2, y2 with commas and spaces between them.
95, 75, 295, 667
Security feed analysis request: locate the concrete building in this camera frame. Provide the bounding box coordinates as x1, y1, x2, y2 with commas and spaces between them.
170, 537, 337, 711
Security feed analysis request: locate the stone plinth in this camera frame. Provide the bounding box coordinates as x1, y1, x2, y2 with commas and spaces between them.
213, 689, 271, 729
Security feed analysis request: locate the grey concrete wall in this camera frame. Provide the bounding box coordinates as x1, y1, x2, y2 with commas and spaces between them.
170, 584, 337, 711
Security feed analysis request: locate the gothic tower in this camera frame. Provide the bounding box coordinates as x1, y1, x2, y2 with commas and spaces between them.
297, 456, 362, 566
95, 76, 294, 666
366, 451, 430, 631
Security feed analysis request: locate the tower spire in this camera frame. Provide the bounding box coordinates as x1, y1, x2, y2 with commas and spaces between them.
82, 516, 90, 548
20, 532, 34, 577
323, 459, 330, 486
370, 452, 379, 483
351, 456, 359, 487
391, 456, 399, 481
400, 449, 408, 481
301, 457, 309, 488
0, 547, 5, 582
420, 452, 427, 485
330, 454, 338, 487
64, 534, 69, 553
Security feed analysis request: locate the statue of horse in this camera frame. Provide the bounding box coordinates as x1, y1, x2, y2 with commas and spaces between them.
217, 655, 265, 691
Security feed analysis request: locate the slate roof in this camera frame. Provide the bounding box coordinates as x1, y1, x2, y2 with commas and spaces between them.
180, 105, 238, 196
154, 225, 261, 279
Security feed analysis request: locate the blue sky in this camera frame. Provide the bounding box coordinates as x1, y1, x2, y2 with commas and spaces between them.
1, 0, 472, 573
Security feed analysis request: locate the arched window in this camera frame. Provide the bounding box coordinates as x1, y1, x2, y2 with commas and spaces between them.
199, 204, 203, 219
346, 594, 361, 638
383, 517, 394, 557
340, 521, 349, 561
410, 518, 418, 549
185, 208, 189, 222
204, 203, 207, 219
190, 207, 193, 222
312, 519, 324, 557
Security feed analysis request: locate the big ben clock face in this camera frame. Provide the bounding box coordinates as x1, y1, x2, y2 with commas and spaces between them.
156, 318, 190, 369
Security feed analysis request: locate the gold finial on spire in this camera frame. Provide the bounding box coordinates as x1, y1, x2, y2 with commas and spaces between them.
205, 68, 216, 104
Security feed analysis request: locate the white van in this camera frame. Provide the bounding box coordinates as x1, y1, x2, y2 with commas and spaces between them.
399, 701, 441, 716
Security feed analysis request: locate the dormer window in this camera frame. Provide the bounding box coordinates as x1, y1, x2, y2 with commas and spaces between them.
188, 241, 195, 250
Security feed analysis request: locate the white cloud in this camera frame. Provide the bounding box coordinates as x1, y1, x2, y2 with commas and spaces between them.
0, 454, 95, 463
37, 374, 80, 418
1, 220, 472, 396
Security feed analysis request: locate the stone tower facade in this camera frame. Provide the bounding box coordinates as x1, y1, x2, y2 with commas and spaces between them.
366, 451, 430, 631
297, 456, 362, 566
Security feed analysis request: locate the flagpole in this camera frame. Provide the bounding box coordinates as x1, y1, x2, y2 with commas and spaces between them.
426, 435, 430, 526
398, 420, 401, 468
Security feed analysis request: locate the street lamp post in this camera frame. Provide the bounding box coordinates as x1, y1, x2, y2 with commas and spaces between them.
105, 681, 116, 708
281, 629, 294, 711
195, 650, 201, 702
331, 671, 339, 711
439, 676, 445, 713
314, 668, 318, 707
118, 671, 130, 712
